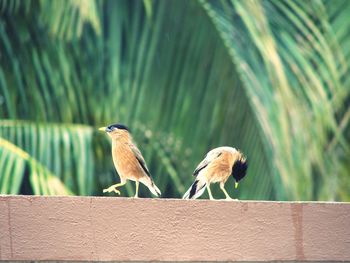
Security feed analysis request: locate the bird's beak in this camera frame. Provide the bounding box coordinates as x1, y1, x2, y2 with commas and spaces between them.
235, 182, 239, 189
98, 127, 107, 132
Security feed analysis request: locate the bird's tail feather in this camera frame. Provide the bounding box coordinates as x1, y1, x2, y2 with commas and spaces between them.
149, 181, 161, 197
140, 177, 161, 197
183, 179, 206, 199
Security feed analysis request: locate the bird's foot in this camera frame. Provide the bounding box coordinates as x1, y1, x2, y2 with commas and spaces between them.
103, 186, 121, 195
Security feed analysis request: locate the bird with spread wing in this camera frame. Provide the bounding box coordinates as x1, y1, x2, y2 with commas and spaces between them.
183, 146, 247, 200
99, 124, 161, 198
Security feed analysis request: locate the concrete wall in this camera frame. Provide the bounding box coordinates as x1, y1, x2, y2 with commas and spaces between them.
0, 195, 349, 261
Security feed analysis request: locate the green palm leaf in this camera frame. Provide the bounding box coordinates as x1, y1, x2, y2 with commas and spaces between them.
0, 120, 94, 195
0, 137, 72, 195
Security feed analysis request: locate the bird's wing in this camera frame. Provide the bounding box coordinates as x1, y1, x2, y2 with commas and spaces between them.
129, 143, 151, 177
193, 149, 222, 176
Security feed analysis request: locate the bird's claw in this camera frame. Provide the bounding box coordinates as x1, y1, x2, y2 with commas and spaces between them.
103, 186, 121, 195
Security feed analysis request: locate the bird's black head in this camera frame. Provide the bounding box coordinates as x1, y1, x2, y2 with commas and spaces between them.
231, 158, 248, 183
105, 124, 129, 133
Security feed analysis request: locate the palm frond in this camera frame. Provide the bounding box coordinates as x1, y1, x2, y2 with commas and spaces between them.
0, 0, 100, 39
0, 120, 94, 195
0, 137, 72, 195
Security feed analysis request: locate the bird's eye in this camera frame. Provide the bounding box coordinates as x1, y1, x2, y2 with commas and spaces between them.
106, 126, 114, 132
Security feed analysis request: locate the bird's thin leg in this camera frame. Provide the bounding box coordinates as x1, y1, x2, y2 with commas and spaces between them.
134, 181, 139, 198
220, 182, 232, 200
207, 184, 215, 200
103, 182, 126, 195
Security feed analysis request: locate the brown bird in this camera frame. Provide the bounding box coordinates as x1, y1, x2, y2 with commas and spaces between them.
183, 146, 247, 200
99, 124, 161, 198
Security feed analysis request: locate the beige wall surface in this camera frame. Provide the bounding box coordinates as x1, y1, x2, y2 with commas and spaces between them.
0, 195, 349, 262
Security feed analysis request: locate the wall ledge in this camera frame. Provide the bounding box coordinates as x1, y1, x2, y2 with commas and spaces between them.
0, 195, 349, 261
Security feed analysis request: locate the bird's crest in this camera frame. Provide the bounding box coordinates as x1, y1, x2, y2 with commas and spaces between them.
107, 123, 129, 132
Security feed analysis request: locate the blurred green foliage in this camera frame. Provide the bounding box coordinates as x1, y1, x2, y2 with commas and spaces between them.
0, 0, 349, 201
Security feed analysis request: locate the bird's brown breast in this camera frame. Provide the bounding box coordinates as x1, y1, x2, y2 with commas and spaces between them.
112, 142, 145, 181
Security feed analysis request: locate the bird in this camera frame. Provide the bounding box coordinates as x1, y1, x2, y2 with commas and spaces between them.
183, 146, 247, 200
99, 124, 161, 198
